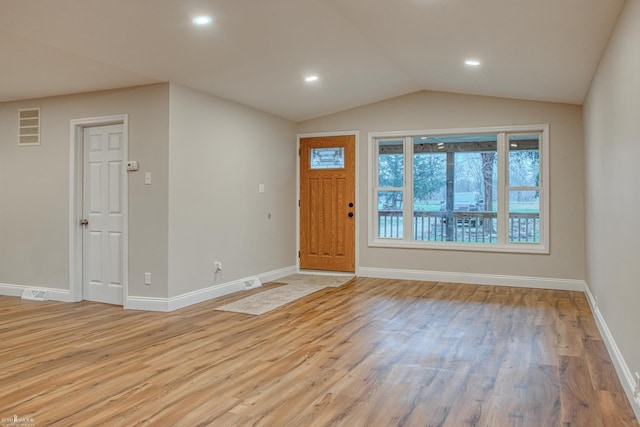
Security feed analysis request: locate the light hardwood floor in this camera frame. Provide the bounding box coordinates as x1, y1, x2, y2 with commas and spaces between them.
0, 278, 637, 426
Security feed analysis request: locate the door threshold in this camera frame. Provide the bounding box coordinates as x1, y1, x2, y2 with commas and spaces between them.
298, 269, 356, 276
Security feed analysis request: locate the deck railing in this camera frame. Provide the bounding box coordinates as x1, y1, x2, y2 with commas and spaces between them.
378, 210, 539, 243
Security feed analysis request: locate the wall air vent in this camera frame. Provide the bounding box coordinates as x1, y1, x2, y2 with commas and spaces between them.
18, 107, 41, 146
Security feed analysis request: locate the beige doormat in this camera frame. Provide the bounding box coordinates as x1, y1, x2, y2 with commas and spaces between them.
215, 274, 355, 315
215, 283, 326, 315
277, 274, 355, 288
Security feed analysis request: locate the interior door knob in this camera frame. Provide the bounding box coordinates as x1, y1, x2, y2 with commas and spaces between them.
80, 219, 89, 227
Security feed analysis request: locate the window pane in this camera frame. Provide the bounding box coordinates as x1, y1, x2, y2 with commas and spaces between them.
378, 140, 404, 187
509, 190, 540, 243
509, 135, 540, 187
413, 149, 446, 242
451, 150, 497, 244
453, 152, 497, 212
310, 147, 344, 169
378, 191, 403, 238
413, 134, 498, 243
413, 152, 446, 212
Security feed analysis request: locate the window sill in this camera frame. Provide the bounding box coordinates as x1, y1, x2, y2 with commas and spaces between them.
368, 238, 549, 255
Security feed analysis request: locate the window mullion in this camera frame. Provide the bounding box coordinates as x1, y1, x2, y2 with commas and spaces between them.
372, 139, 380, 240
404, 136, 413, 241
497, 132, 507, 244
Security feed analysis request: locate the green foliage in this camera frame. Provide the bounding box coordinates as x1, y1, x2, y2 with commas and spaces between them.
378, 154, 404, 188
509, 150, 540, 188
378, 154, 404, 210
413, 154, 446, 202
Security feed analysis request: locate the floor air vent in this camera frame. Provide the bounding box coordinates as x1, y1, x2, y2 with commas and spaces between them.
21, 288, 49, 301
243, 277, 262, 290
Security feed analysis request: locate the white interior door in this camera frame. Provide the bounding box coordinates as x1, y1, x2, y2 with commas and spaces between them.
82, 124, 125, 305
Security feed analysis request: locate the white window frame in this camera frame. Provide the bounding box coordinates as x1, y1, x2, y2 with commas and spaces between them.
368, 124, 549, 254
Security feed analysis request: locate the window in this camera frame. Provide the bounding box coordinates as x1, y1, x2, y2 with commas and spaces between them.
369, 125, 549, 253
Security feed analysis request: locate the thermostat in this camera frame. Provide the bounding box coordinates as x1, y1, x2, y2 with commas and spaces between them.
126, 161, 139, 171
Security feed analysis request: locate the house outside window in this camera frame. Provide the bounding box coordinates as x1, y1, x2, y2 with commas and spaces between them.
369, 125, 549, 254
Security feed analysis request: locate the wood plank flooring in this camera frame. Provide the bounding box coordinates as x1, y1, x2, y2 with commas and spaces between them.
0, 278, 637, 426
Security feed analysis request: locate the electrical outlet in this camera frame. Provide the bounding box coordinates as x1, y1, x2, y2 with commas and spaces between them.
214, 262, 222, 272
144, 272, 151, 285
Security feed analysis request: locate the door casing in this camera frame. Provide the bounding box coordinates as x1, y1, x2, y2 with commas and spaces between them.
296, 131, 359, 274
69, 115, 129, 306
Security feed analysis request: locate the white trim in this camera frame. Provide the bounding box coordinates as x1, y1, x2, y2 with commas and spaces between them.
498, 132, 508, 243
296, 131, 360, 273
584, 283, 640, 420
125, 296, 170, 312
358, 267, 585, 291
69, 115, 129, 306
125, 266, 298, 312
167, 279, 254, 312
368, 124, 549, 254
0, 283, 73, 302
368, 124, 549, 139
367, 240, 550, 254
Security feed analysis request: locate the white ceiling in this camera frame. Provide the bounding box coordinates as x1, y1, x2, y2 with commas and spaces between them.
0, 0, 625, 122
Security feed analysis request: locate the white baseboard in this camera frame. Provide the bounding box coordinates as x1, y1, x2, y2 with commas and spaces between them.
125, 265, 298, 312
358, 267, 585, 291
166, 278, 253, 312
584, 283, 640, 420
0, 283, 73, 302
125, 296, 171, 312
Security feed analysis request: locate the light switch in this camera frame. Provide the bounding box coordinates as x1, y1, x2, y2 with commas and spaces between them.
259, 183, 265, 193
145, 172, 152, 185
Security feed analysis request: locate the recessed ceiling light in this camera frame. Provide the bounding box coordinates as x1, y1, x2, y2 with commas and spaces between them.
465, 59, 481, 67
193, 16, 212, 25
305, 75, 319, 82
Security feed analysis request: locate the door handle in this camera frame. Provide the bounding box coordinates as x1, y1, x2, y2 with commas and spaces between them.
80, 218, 89, 227
348, 212, 354, 218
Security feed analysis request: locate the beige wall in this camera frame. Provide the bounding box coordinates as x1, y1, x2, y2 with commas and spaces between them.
584, 0, 640, 401
167, 84, 297, 297
0, 84, 170, 298
298, 90, 585, 280
0, 82, 297, 303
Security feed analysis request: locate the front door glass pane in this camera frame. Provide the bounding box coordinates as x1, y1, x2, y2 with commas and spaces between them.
310, 147, 344, 169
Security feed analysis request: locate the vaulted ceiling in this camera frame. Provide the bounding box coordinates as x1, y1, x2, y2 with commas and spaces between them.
0, 0, 626, 121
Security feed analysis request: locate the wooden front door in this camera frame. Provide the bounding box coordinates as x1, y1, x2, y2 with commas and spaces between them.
300, 135, 355, 272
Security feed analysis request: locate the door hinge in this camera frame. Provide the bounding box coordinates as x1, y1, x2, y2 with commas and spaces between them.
298, 200, 300, 207
298, 148, 300, 155
298, 251, 300, 258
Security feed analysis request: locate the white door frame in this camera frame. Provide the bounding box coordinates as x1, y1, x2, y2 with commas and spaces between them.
296, 130, 360, 275
69, 114, 129, 306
